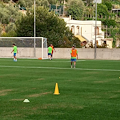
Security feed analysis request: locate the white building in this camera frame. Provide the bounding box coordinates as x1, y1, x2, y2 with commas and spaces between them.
62, 16, 104, 46
93, 0, 102, 4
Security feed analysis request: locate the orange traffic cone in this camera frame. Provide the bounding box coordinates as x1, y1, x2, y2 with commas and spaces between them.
54, 83, 60, 95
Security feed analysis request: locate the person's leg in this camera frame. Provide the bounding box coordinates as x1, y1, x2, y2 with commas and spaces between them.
15, 54, 17, 61
48, 53, 51, 60
71, 60, 73, 68
51, 54, 53, 59
50, 55, 51, 60
51, 51, 53, 59
74, 61, 76, 68
13, 53, 16, 61
14, 56, 15, 61
48, 54, 51, 60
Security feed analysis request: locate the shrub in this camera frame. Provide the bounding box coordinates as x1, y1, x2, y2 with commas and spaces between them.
103, 2, 112, 11
102, 19, 116, 28
1, 31, 17, 37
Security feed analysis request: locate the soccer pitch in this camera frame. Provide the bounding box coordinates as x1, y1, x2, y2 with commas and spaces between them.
0, 58, 120, 120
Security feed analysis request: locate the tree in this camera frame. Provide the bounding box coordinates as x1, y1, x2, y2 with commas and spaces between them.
0, 24, 2, 36
2, 0, 9, 3
0, 3, 22, 24
103, 1, 112, 11
5, 22, 16, 33
17, 0, 26, 7
16, 0, 49, 8
66, 0, 85, 20
84, 6, 94, 20
48, 0, 57, 4
82, 0, 94, 6
97, 4, 109, 18
0, 2, 22, 37
16, 6, 80, 47
38, 0, 49, 7
102, 19, 116, 28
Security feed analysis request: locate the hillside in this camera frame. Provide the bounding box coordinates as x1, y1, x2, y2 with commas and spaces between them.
0, 0, 120, 47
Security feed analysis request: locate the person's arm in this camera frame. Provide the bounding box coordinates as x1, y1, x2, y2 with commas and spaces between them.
70, 50, 72, 57
53, 47, 56, 52
11, 49, 14, 53
77, 54, 78, 59
77, 51, 78, 59
53, 48, 56, 52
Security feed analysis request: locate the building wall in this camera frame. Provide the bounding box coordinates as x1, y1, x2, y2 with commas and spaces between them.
1, 47, 120, 60
62, 17, 104, 45
81, 25, 92, 40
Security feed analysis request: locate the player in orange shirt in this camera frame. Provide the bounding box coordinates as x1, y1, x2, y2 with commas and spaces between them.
70, 45, 78, 68
51, 44, 56, 60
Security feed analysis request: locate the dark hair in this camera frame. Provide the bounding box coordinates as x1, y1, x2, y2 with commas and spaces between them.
72, 45, 75, 47
13, 43, 15, 45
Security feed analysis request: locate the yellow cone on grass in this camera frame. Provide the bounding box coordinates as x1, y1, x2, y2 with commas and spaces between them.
54, 83, 60, 95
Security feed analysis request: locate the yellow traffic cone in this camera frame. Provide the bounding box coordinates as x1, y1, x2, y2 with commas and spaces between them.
54, 83, 60, 95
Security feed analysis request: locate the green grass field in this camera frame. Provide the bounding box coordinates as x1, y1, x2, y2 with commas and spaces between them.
0, 58, 120, 120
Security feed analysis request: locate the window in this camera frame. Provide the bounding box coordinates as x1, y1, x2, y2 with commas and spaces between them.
95, 26, 99, 35
76, 26, 79, 35
71, 25, 75, 34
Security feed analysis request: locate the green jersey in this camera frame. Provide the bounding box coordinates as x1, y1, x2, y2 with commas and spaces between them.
13, 46, 17, 53
48, 46, 52, 53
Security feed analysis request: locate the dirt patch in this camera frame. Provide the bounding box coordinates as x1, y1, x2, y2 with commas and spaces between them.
66, 104, 84, 109
27, 92, 52, 97
40, 103, 84, 110
0, 74, 19, 77
4, 114, 22, 118
36, 78, 45, 81
66, 80, 72, 82
89, 95, 101, 99
94, 80, 109, 83
49, 112, 64, 115
109, 95, 118, 98
11, 99, 24, 101
29, 78, 45, 81
32, 88, 37, 90
114, 90, 120, 93
0, 89, 13, 96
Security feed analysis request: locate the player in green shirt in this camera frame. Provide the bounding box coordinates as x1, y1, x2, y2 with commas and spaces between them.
48, 45, 52, 60
11, 43, 18, 62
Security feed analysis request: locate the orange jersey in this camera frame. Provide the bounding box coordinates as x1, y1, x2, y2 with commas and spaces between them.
71, 49, 78, 57
51, 45, 54, 54
51, 46, 54, 50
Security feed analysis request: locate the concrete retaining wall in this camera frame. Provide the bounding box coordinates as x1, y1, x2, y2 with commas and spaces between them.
54, 48, 120, 60
0, 47, 120, 60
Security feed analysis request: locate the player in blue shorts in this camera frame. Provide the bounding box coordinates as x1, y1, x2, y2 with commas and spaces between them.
11, 43, 18, 61
48, 45, 52, 60
70, 46, 78, 68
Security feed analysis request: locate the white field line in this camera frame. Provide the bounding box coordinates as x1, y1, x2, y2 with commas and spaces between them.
0, 65, 120, 72
38, 60, 86, 62
0, 60, 86, 62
